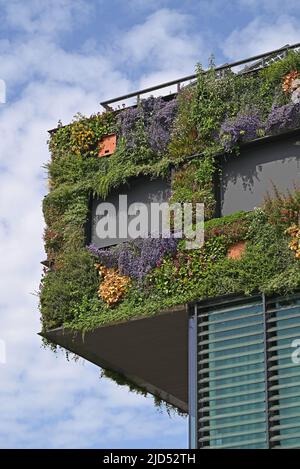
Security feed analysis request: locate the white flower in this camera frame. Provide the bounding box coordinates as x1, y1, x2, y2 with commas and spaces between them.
291, 78, 300, 91
291, 88, 300, 104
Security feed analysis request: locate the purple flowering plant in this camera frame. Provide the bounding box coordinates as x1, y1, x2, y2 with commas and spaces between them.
265, 102, 300, 135
117, 96, 178, 155
220, 111, 264, 151
220, 101, 300, 153
117, 106, 141, 150
148, 98, 178, 153
87, 236, 178, 281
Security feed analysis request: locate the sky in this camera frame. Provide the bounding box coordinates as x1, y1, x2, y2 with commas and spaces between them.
0, 0, 300, 449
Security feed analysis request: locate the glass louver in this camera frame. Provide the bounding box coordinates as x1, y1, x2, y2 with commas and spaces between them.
189, 292, 300, 449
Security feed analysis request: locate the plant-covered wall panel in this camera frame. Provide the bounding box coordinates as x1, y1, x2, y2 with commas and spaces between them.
40, 50, 300, 334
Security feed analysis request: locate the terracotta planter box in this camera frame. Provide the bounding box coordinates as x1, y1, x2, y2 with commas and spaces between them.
227, 240, 246, 260
98, 134, 116, 157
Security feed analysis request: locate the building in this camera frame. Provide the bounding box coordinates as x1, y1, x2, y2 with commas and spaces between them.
40, 44, 300, 449
189, 291, 300, 449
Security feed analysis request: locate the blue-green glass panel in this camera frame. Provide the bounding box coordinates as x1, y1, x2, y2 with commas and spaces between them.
197, 298, 267, 449
267, 293, 300, 448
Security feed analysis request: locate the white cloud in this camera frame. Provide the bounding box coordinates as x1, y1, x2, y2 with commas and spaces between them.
237, 0, 300, 13
127, 0, 169, 9
0, 0, 91, 36
112, 8, 204, 100
0, 79, 187, 448
0, 1, 194, 448
222, 15, 300, 60
121, 9, 202, 71
0, 38, 131, 103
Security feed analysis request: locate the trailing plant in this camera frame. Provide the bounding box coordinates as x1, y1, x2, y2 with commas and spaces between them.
101, 369, 184, 416
170, 158, 216, 219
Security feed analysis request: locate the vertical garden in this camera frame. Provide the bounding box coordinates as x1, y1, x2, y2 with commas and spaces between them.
40, 51, 300, 334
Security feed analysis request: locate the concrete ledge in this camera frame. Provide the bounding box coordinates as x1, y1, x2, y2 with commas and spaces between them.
40, 305, 188, 412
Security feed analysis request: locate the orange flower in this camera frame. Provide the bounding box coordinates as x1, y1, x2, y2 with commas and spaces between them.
282, 70, 299, 93
95, 264, 131, 306
285, 224, 299, 237
286, 224, 300, 259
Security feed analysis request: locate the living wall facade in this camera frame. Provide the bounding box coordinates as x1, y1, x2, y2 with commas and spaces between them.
40, 47, 300, 442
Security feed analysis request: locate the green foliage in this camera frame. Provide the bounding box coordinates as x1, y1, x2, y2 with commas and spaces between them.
40, 249, 99, 330
65, 282, 189, 332
92, 144, 170, 200
149, 208, 298, 302
171, 157, 216, 219
257, 50, 300, 111
204, 210, 249, 231
41, 51, 300, 334
39, 51, 300, 414
260, 50, 300, 87
48, 112, 116, 160
205, 211, 253, 244
229, 223, 294, 294
101, 369, 148, 397
263, 183, 300, 227
168, 87, 199, 160
264, 264, 300, 295
192, 65, 234, 143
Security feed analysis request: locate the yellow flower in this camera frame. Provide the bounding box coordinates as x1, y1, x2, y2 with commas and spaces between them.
286, 224, 300, 260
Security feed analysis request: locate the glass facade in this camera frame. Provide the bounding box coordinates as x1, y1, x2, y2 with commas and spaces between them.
190, 292, 300, 449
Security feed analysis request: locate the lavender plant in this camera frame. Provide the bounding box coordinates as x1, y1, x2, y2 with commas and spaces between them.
87, 244, 120, 268
265, 102, 300, 135
148, 98, 178, 153
87, 236, 178, 281
117, 96, 177, 155
220, 111, 264, 151
117, 106, 141, 149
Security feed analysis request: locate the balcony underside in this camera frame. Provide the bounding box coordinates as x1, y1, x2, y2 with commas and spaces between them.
40, 305, 188, 412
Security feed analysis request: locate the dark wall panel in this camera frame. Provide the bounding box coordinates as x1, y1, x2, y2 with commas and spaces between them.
90, 176, 171, 248
220, 133, 300, 215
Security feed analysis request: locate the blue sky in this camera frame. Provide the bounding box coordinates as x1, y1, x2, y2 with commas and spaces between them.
0, 0, 300, 449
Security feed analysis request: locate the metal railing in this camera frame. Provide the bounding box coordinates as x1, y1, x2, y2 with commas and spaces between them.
100, 42, 300, 110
